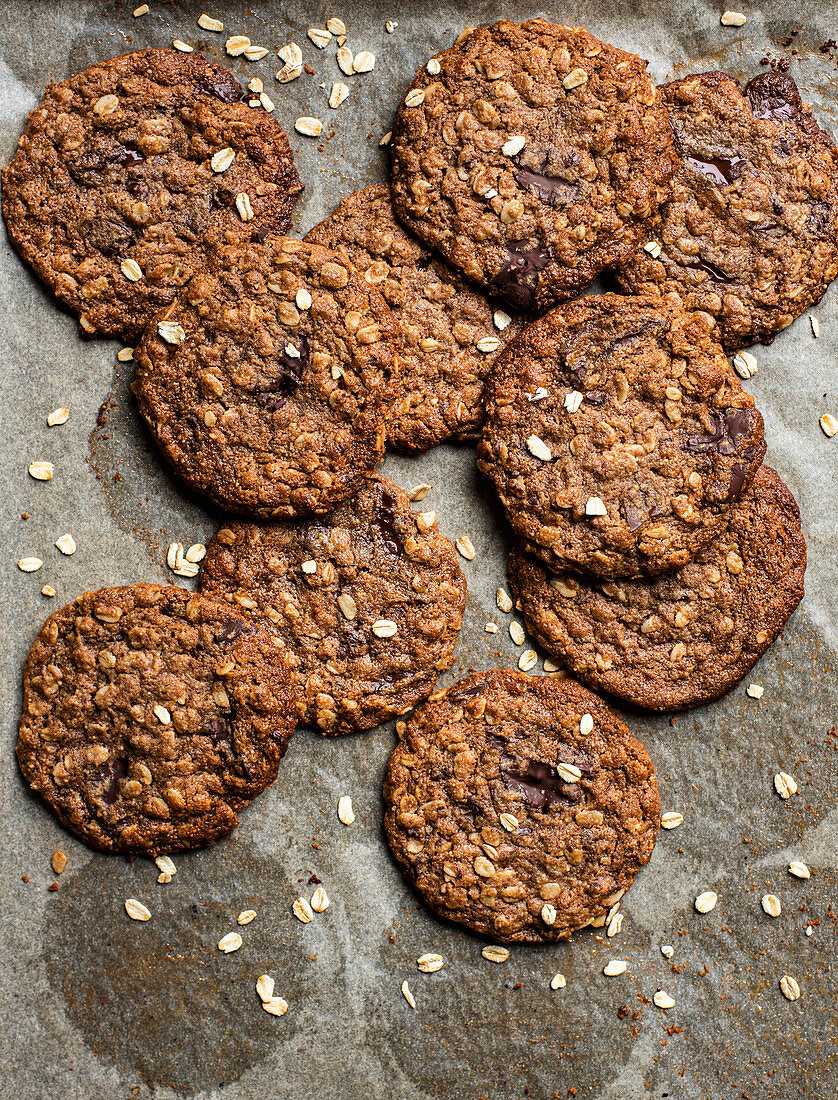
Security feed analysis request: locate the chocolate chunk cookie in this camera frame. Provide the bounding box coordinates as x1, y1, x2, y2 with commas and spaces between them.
133, 236, 399, 518
509, 466, 806, 710
616, 72, 838, 349
477, 294, 766, 578
16, 583, 297, 855
389, 20, 676, 313
383, 670, 659, 942
305, 184, 521, 450
2, 48, 302, 341
199, 475, 467, 734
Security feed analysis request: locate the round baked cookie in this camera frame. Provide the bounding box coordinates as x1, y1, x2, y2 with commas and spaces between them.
304, 184, 522, 450
132, 236, 399, 518
16, 583, 298, 855
477, 293, 766, 578
389, 19, 676, 313
509, 466, 806, 710
383, 670, 659, 942
1, 48, 302, 341
616, 72, 838, 350
199, 475, 467, 734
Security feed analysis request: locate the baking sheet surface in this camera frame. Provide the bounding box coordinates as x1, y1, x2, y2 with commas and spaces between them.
1, 3, 836, 1098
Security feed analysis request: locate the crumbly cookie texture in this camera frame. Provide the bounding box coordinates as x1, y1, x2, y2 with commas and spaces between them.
1, 48, 302, 341
133, 236, 399, 518
617, 71, 838, 350
383, 669, 659, 942
389, 19, 676, 313
199, 475, 467, 734
477, 293, 766, 578
16, 583, 297, 855
509, 466, 806, 711
305, 184, 522, 451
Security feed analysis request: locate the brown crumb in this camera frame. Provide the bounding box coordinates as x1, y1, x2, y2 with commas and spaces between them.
47, 883, 60, 892
21, 875, 29, 883
51, 850, 68, 874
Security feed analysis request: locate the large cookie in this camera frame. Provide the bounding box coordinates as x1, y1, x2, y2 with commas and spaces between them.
477, 294, 766, 578
133, 236, 399, 518
305, 184, 522, 451
199, 475, 467, 734
16, 583, 298, 855
383, 670, 660, 943
509, 467, 806, 710
617, 72, 838, 350
389, 19, 676, 313
1, 48, 302, 341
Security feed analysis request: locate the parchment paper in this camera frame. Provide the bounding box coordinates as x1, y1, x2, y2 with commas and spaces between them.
1, 3, 836, 1098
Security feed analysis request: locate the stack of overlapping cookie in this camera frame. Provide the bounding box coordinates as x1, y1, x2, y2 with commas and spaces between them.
5, 18, 826, 946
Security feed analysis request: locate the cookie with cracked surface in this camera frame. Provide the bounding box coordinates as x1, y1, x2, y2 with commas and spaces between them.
389, 19, 676, 314
305, 184, 522, 450
16, 583, 298, 855
1, 48, 302, 341
132, 236, 399, 518
199, 475, 467, 734
477, 293, 766, 578
383, 669, 659, 943
508, 466, 806, 711
616, 71, 838, 350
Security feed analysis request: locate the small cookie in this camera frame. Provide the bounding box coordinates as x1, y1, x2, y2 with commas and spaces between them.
199, 475, 467, 734
390, 19, 675, 313
509, 466, 806, 710
477, 294, 766, 578
383, 670, 659, 942
16, 583, 297, 855
617, 72, 838, 349
305, 184, 522, 451
133, 236, 399, 518
2, 48, 302, 341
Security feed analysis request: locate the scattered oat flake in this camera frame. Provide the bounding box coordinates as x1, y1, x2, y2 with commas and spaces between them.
550, 972, 566, 990
311, 886, 330, 912
372, 619, 398, 638
173, 40, 194, 52
235, 193, 255, 221
579, 713, 594, 736
526, 387, 549, 402
456, 536, 475, 560
499, 812, 519, 832
185, 543, 206, 563
761, 894, 782, 917
788, 861, 811, 879
746, 683, 764, 699
292, 897, 314, 924
51, 851, 67, 874
263, 996, 288, 1016
695, 890, 718, 914
155, 856, 176, 877
661, 944, 674, 959
607, 912, 624, 937
353, 50, 376, 73
338, 794, 355, 825
518, 649, 538, 672
198, 13, 223, 32
125, 898, 151, 921
158, 320, 185, 345
401, 980, 417, 1008
117, 347, 134, 361
18, 558, 43, 573
653, 990, 675, 1009
133, 4, 149, 14
417, 953, 444, 973
779, 975, 801, 1001
54, 533, 76, 556
644, 240, 661, 258
527, 434, 552, 462
721, 10, 747, 26
556, 762, 582, 783
774, 771, 798, 799
563, 68, 588, 90
47, 407, 69, 426
496, 587, 513, 613
482, 945, 509, 963
244, 44, 269, 61
211, 147, 235, 173
819, 413, 838, 438
29, 460, 54, 481
485, 622, 498, 633
661, 811, 683, 830
41, 585, 56, 597
564, 390, 583, 413
238, 909, 257, 925
379, 131, 392, 147
295, 117, 323, 137
153, 703, 171, 725
409, 483, 433, 502
603, 960, 627, 976
308, 27, 332, 48
385, 20, 398, 32
733, 351, 758, 379
327, 17, 346, 35
502, 134, 526, 157
256, 974, 275, 1002
404, 88, 426, 108
509, 621, 525, 645
218, 931, 243, 953
329, 82, 350, 109
493, 309, 512, 330
337, 45, 355, 76
811, 316, 820, 337
585, 497, 607, 517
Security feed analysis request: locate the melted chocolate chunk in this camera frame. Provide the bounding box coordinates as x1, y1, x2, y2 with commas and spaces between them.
201, 717, 231, 744
449, 681, 488, 702
491, 239, 551, 311
624, 503, 646, 532
746, 73, 800, 123
584, 391, 608, 406
683, 408, 755, 456
195, 73, 243, 104
726, 461, 748, 503
684, 154, 747, 185
683, 256, 734, 283
110, 145, 145, 166
81, 216, 136, 259
806, 202, 831, 234
499, 755, 583, 808
100, 755, 128, 805
375, 487, 401, 555
603, 319, 666, 354
512, 167, 575, 207
214, 620, 255, 643
255, 335, 309, 408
